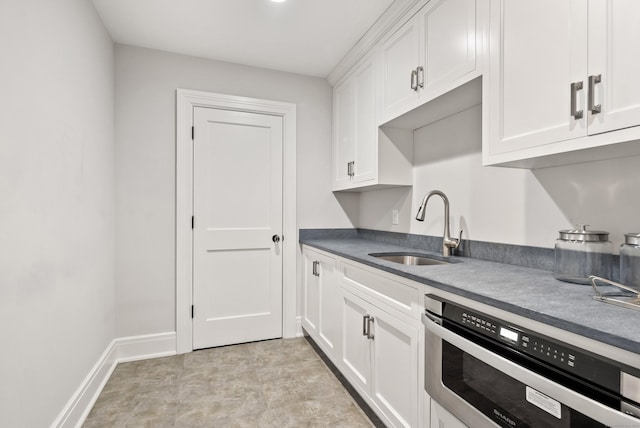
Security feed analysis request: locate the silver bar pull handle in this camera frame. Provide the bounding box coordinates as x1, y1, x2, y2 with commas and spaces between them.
363, 315, 370, 336
367, 317, 375, 339
347, 161, 355, 177
417, 66, 424, 89
570, 81, 584, 119
312, 261, 318, 276
588, 74, 602, 114
410, 69, 418, 91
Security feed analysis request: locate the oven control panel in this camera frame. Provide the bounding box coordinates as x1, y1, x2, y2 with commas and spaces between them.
522, 335, 575, 368
458, 307, 581, 370
443, 303, 620, 392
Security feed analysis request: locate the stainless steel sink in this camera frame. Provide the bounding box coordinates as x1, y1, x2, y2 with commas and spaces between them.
369, 252, 452, 266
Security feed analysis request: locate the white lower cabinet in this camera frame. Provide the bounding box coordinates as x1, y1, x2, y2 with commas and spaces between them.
430, 400, 468, 428
302, 246, 439, 427
301, 247, 339, 358
340, 286, 419, 428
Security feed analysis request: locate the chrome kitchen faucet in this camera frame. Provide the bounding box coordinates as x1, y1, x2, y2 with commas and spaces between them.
416, 190, 462, 257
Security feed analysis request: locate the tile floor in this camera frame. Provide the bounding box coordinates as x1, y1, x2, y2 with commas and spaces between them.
82, 337, 377, 427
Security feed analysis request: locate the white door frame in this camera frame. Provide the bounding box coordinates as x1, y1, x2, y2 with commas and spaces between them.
176, 89, 297, 354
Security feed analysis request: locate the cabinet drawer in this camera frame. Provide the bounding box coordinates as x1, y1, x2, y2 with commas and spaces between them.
340, 261, 420, 316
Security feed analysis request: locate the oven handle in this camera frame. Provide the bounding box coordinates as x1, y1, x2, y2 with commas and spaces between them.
424, 310, 441, 325
422, 313, 640, 425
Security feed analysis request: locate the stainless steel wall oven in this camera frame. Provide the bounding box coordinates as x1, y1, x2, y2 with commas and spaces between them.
423, 294, 640, 427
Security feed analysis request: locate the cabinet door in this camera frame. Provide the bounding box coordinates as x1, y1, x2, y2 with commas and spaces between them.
380, 15, 421, 122
488, 0, 588, 156
352, 57, 377, 185
431, 400, 468, 428
370, 305, 419, 428
420, 0, 477, 94
303, 249, 339, 357
340, 289, 372, 394
333, 77, 355, 188
302, 250, 320, 336
317, 253, 338, 354
587, 0, 640, 135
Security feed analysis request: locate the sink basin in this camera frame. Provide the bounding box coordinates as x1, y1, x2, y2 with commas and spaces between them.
369, 252, 452, 266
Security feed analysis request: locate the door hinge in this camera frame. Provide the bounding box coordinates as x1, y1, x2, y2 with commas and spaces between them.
191, 126, 194, 140
191, 216, 194, 229
191, 305, 194, 319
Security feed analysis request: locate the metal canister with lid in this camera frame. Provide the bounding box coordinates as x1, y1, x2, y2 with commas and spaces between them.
554, 225, 612, 284
620, 233, 640, 290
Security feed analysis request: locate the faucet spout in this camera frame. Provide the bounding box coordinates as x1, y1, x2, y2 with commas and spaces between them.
415, 190, 462, 257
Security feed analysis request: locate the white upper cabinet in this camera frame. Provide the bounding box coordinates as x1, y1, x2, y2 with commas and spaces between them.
332, 55, 380, 190
332, 54, 413, 192
380, 15, 422, 121
331, 0, 483, 191
352, 58, 377, 185
485, 0, 640, 167
333, 73, 356, 188
487, 0, 588, 155
588, 0, 640, 135
380, 0, 479, 124
420, 0, 477, 96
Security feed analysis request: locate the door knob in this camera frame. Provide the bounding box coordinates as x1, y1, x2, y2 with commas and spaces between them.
272, 234, 281, 243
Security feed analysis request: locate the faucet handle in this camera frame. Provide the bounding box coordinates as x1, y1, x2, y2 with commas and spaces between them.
444, 229, 463, 251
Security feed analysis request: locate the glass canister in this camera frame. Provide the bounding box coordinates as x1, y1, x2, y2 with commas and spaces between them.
554, 225, 612, 284
620, 233, 640, 290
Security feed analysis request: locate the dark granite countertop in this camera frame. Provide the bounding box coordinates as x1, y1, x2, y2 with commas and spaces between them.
300, 236, 640, 359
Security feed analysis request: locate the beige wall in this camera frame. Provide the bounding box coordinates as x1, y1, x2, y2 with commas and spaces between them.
359, 105, 640, 251
0, 1, 115, 426
114, 44, 357, 337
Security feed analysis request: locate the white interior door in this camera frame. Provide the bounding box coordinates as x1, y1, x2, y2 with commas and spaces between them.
192, 106, 283, 349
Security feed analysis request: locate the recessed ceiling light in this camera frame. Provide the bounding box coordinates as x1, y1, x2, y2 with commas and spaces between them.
271, 0, 287, 3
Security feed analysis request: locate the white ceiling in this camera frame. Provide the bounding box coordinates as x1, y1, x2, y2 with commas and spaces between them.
91, 0, 395, 78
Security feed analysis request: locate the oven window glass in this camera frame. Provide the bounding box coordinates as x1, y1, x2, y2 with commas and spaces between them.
442, 341, 605, 428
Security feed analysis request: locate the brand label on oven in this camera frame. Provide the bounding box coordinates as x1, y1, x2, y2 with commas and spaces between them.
526, 386, 561, 419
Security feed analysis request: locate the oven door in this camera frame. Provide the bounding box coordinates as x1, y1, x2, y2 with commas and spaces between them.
423, 313, 638, 428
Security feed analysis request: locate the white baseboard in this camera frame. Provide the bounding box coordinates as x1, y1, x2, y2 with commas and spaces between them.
52, 332, 176, 428
115, 331, 176, 363
51, 341, 118, 428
